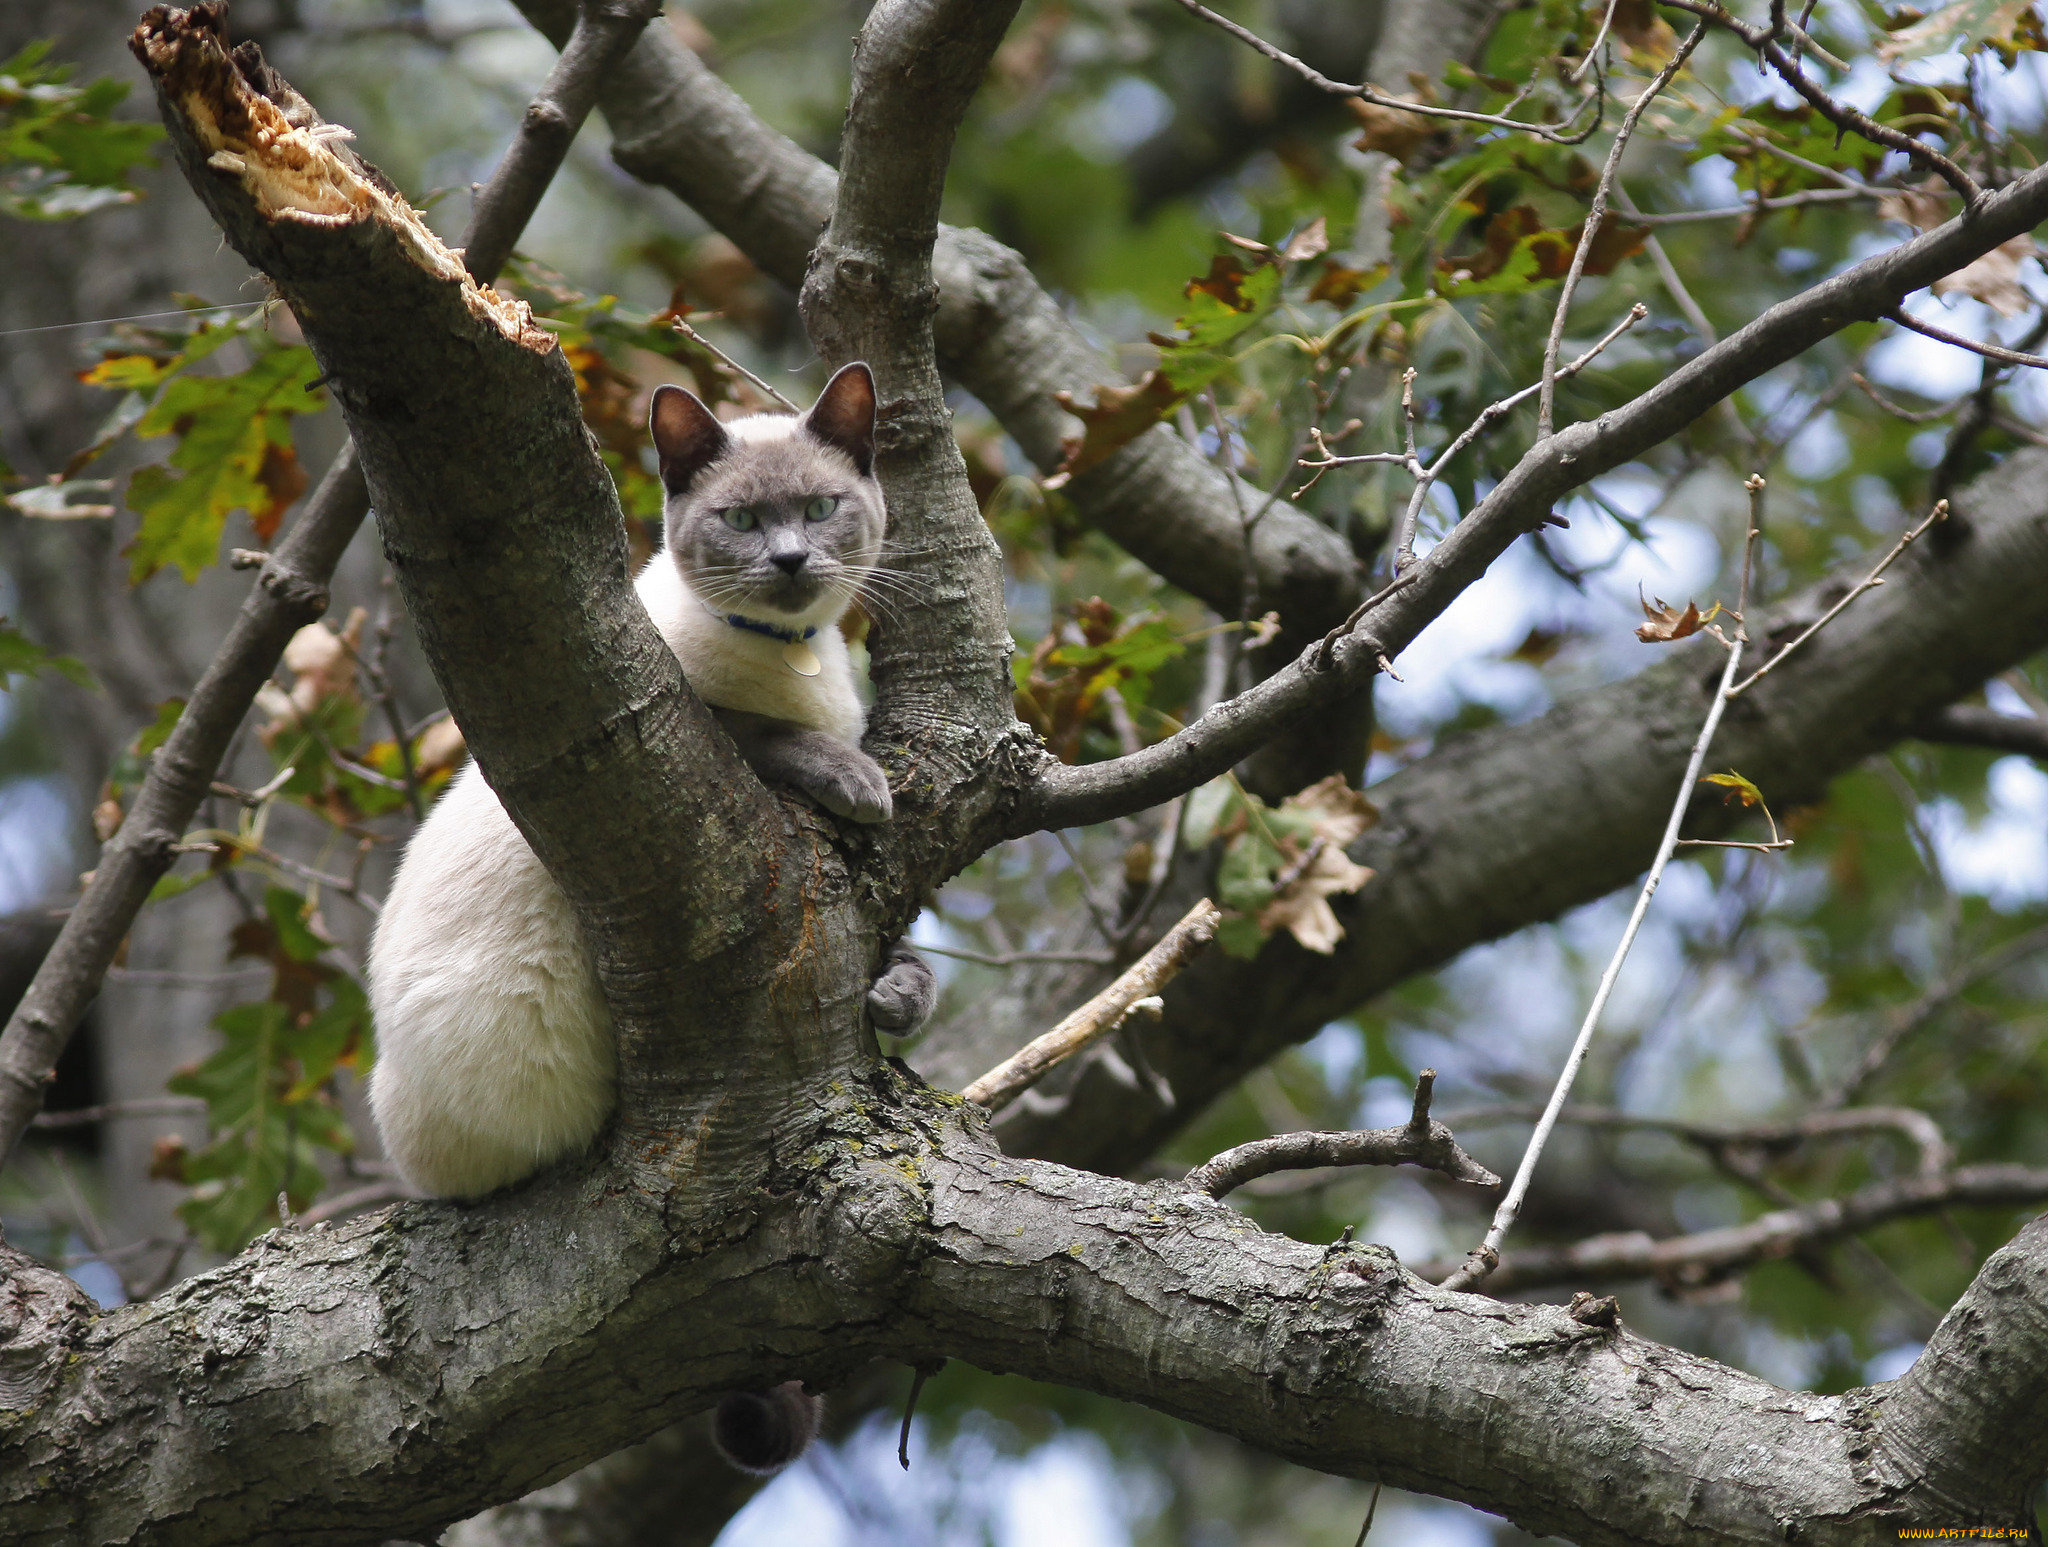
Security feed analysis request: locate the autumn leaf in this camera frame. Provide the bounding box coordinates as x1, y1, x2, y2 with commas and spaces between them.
1877, 0, 2043, 62
1636, 592, 1721, 643
1701, 769, 1764, 807
125, 341, 327, 582
1048, 373, 1184, 486
1931, 234, 2040, 317
1344, 90, 1439, 163
1611, 0, 1680, 59
1047, 253, 1283, 481
1281, 216, 1329, 264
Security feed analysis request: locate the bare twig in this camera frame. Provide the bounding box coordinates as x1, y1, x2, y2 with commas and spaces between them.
1729, 500, 1948, 698
1184, 1070, 1500, 1197
1418, 1163, 2048, 1294
1443, 1101, 1953, 1178
0, 0, 657, 1169
1660, 0, 1980, 201
1885, 308, 2048, 372
1167, 0, 1603, 144
1538, 24, 1706, 440
917, 943, 1116, 968
1829, 920, 2048, 1105
31, 1097, 206, 1130
1441, 501, 1762, 1292
669, 319, 800, 411
962, 899, 1220, 1112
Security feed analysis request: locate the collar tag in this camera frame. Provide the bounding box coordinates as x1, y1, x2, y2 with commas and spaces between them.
712, 607, 822, 676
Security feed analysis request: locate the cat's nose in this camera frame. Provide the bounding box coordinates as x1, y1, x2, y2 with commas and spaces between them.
770, 550, 808, 575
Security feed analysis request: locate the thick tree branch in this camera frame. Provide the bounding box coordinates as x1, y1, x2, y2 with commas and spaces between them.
0, 0, 659, 1169
11, 1073, 2044, 1545
796, 0, 1026, 899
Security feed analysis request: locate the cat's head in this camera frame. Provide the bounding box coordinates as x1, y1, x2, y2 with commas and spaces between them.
649, 362, 885, 630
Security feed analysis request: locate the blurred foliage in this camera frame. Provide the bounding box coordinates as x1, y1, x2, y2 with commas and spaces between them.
13, 0, 2048, 1537
0, 41, 162, 220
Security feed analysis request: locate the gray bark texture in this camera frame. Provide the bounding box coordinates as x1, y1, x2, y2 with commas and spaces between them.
7, 3, 2048, 1544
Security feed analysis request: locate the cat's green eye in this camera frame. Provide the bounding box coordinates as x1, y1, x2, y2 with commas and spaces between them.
723, 506, 757, 531
803, 496, 838, 522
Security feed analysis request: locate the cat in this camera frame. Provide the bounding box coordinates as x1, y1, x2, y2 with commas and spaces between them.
366, 362, 934, 1468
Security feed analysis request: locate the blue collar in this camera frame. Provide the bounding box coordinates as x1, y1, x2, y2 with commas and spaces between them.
721, 612, 817, 645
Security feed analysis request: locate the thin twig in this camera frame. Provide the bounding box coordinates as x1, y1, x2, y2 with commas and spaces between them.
1168, 0, 1604, 143
669, 319, 800, 410
31, 1097, 206, 1130
1183, 1070, 1500, 1197
1885, 309, 2048, 372
962, 899, 1220, 1113
1442, 499, 1761, 1292
1729, 500, 1948, 698
917, 943, 1116, 968
1443, 1101, 1952, 1177
1418, 1162, 2048, 1294
1538, 23, 1706, 440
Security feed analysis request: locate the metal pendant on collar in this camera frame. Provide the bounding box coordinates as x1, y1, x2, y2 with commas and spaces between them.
782, 638, 823, 676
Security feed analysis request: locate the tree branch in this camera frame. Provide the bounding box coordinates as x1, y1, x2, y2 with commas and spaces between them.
962, 898, 1218, 1113
1183, 1069, 1500, 1195
798, 0, 1022, 837
1912, 702, 2048, 759
1017, 157, 2048, 834
1414, 1164, 2048, 1295
999, 447, 2048, 1173
0, 0, 660, 1170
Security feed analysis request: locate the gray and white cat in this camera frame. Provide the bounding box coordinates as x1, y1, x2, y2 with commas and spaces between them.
368, 363, 934, 1206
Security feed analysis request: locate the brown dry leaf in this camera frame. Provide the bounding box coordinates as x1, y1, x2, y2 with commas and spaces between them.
1635, 592, 1719, 643
149, 1134, 189, 1182
1344, 92, 1438, 162
1612, 0, 1679, 58
276, 607, 366, 720
414, 714, 468, 776
93, 797, 123, 843
1287, 774, 1379, 847
1259, 841, 1375, 953
1309, 261, 1383, 305
1932, 234, 2040, 316
1877, 183, 1950, 234
250, 441, 308, 543
1282, 217, 1330, 264
1259, 776, 1380, 953
1048, 372, 1183, 484
1184, 253, 1263, 310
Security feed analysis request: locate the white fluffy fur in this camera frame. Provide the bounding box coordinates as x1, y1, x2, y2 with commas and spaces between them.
369, 430, 868, 1198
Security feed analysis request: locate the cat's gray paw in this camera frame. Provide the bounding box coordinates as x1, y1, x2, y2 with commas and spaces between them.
806, 753, 893, 824
866, 943, 936, 1032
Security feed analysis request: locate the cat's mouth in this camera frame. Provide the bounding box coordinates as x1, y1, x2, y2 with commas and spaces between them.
747, 569, 828, 615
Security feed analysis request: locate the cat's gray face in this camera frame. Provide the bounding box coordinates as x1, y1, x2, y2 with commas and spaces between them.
649, 364, 886, 629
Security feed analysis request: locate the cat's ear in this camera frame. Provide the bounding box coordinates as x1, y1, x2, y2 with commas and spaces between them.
649, 384, 731, 494
802, 362, 876, 475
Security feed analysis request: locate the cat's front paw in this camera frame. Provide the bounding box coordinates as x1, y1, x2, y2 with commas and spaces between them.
806, 750, 893, 824
866, 942, 936, 1032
